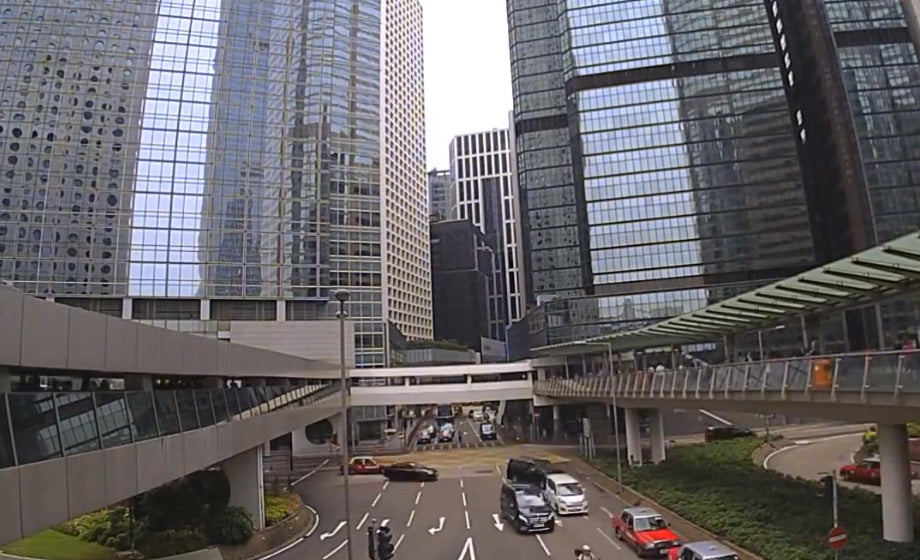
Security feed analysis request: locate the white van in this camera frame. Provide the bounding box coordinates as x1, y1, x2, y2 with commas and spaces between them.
542, 473, 588, 515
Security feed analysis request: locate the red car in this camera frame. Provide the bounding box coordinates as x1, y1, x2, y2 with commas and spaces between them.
613, 507, 681, 558
339, 456, 383, 475
839, 457, 920, 485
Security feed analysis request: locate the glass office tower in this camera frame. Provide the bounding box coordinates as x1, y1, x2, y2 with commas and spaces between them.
0, 0, 431, 366
507, 0, 920, 353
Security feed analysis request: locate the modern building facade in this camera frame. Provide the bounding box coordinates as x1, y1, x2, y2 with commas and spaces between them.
428, 168, 451, 221
429, 219, 493, 352
0, 0, 430, 367
506, 0, 920, 356
449, 128, 526, 333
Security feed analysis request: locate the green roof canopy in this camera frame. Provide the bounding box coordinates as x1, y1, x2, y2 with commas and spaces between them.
533, 230, 920, 356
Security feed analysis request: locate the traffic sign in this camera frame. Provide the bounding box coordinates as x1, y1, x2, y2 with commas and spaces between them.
828, 525, 847, 549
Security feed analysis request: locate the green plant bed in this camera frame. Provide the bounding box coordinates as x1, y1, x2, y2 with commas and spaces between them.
590, 438, 920, 560
2, 529, 116, 560
265, 494, 300, 527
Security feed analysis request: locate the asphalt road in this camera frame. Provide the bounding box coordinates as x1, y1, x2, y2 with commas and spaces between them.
763, 432, 920, 495
411, 416, 503, 452
283, 447, 656, 560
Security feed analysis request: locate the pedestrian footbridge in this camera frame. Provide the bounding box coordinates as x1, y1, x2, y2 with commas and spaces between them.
0, 383, 341, 545
532, 350, 920, 423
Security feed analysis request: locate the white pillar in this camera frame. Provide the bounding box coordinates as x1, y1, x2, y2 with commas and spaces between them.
878, 423, 914, 542
276, 300, 286, 321
624, 408, 643, 466
200, 299, 211, 321
122, 297, 133, 320
222, 447, 265, 530
649, 409, 666, 464
552, 405, 562, 438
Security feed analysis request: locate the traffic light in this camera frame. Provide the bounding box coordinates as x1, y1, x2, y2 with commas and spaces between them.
366, 525, 376, 560
376, 526, 394, 560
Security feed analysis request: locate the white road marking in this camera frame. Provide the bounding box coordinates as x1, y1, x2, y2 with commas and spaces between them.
459, 479, 464, 489
394, 534, 405, 551
464, 510, 470, 530
457, 537, 477, 560
415, 491, 422, 505
291, 458, 330, 487
383, 480, 390, 490
372, 493, 382, 507
381, 518, 390, 527
535, 534, 552, 556
600, 506, 615, 518
461, 492, 467, 507
762, 433, 863, 469
260, 536, 304, 559
421, 482, 426, 488
595, 527, 622, 550
304, 505, 320, 538
407, 510, 416, 527
320, 520, 346, 541
356, 512, 370, 530
492, 513, 504, 531
428, 517, 446, 535
698, 409, 732, 426
322, 539, 348, 560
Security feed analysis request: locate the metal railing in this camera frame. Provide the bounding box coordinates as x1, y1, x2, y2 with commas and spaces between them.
0, 382, 340, 469
533, 349, 920, 403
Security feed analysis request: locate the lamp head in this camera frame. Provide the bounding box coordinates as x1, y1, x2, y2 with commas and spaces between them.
333, 289, 351, 303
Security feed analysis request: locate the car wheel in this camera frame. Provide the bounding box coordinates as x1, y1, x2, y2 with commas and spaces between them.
615, 527, 622, 540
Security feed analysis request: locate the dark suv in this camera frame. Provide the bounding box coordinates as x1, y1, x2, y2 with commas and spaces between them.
506, 457, 562, 486
500, 483, 555, 533
704, 425, 755, 443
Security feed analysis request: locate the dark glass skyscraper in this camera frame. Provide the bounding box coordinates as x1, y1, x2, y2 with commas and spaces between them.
507, 0, 920, 353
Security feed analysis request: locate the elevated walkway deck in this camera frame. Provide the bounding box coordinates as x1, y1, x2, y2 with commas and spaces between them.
0, 383, 340, 545
533, 349, 920, 423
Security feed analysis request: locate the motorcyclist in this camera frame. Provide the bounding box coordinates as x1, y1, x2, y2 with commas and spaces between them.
574, 544, 596, 560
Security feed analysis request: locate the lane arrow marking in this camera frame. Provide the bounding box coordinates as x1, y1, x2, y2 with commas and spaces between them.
428, 516, 446, 535
319, 520, 346, 541
456, 537, 477, 560
492, 513, 503, 531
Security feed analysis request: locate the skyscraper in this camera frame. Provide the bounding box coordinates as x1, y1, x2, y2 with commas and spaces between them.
449, 128, 525, 330
507, 0, 920, 353
427, 169, 451, 221
0, 0, 430, 366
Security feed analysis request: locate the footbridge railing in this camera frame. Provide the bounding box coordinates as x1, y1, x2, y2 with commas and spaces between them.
533, 349, 920, 403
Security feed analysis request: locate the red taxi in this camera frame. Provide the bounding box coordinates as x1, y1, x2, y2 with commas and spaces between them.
839, 456, 920, 485
613, 507, 681, 558
339, 456, 383, 475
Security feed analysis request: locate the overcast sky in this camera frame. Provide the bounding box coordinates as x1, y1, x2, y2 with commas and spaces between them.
421, 0, 513, 171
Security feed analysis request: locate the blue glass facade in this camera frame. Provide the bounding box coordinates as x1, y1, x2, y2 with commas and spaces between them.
508, 0, 920, 353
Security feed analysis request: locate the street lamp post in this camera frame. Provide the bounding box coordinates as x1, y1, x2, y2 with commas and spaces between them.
574, 340, 624, 493
604, 342, 624, 494
334, 289, 355, 560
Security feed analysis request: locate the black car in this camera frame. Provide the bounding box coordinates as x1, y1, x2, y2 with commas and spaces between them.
704, 425, 755, 443
479, 422, 497, 441
506, 457, 562, 486
500, 483, 555, 533
382, 462, 439, 482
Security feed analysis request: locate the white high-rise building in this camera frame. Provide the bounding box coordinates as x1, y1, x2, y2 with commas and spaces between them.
382, 0, 432, 340
449, 127, 525, 327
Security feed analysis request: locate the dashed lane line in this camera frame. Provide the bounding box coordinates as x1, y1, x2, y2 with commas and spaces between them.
321, 540, 348, 560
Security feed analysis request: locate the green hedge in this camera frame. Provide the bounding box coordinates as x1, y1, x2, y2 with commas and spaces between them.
591, 439, 920, 560
265, 494, 300, 527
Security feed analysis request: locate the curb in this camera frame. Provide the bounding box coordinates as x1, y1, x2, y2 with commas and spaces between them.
253, 503, 318, 560
572, 457, 764, 560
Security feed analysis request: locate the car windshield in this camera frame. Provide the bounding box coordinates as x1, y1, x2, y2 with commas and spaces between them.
634, 515, 666, 531
557, 482, 584, 496
481, 424, 494, 433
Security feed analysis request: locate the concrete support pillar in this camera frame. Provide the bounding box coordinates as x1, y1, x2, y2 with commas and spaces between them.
648, 409, 666, 464
124, 374, 153, 391
624, 408, 642, 466
292, 414, 340, 456
552, 405, 562, 439
276, 300, 286, 322
200, 299, 211, 321
122, 297, 133, 320
222, 447, 265, 530
878, 423, 914, 542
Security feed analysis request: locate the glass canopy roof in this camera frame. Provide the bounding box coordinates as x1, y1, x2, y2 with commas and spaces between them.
534, 230, 920, 355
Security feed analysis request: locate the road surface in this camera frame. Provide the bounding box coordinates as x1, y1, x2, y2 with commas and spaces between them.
763, 432, 920, 495
282, 445, 658, 560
